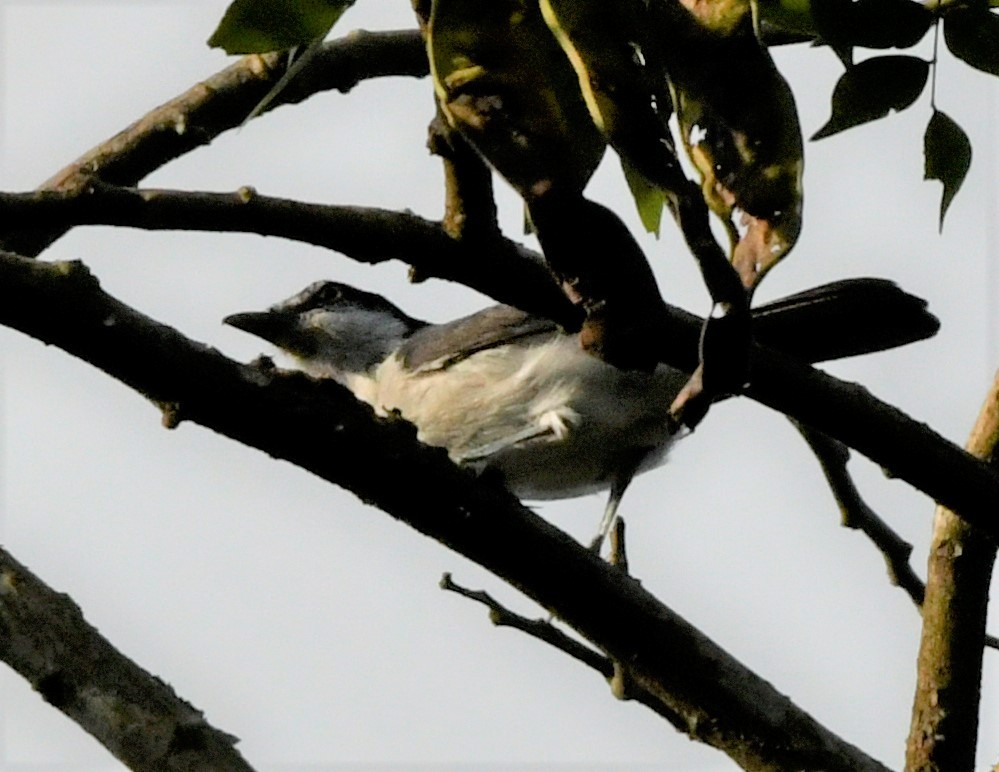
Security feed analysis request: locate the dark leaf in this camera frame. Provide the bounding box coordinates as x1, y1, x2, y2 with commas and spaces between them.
924, 110, 972, 230
846, 0, 932, 48
810, 0, 931, 50
208, 0, 354, 54
756, 0, 821, 37
944, 7, 999, 76
812, 55, 928, 139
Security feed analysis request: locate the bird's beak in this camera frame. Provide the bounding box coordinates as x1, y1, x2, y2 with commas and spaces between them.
223, 310, 299, 348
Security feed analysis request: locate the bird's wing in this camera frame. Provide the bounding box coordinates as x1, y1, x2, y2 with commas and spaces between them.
455, 423, 561, 465
398, 305, 561, 372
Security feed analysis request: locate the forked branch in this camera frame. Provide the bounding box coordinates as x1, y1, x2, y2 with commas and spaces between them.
0, 248, 888, 770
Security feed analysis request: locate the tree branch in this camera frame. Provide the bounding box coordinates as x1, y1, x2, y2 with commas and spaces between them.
0, 249, 888, 771
412, 1, 502, 246
906, 374, 999, 770
0, 545, 254, 771
0, 184, 574, 325
0, 28, 427, 258
1, 184, 998, 541
795, 423, 999, 652
439, 572, 689, 732
794, 422, 926, 606
426, 114, 502, 244
745, 348, 999, 542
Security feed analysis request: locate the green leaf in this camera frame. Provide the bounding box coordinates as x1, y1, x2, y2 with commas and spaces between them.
539, 0, 683, 208
208, 0, 354, 54
944, 7, 999, 76
924, 109, 972, 230
621, 160, 665, 237
428, 0, 606, 199
812, 55, 928, 140
756, 0, 818, 36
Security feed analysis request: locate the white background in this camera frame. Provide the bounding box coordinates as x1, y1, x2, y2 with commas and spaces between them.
1, 1, 997, 770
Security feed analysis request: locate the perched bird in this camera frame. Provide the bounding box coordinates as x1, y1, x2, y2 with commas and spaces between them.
224, 278, 938, 547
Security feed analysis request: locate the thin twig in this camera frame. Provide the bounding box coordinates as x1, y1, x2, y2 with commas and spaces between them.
439, 573, 610, 675
794, 422, 926, 605
439, 572, 687, 730
795, 423, 999, 655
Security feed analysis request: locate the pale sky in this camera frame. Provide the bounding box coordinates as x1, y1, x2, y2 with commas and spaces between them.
0, 2, 997, 770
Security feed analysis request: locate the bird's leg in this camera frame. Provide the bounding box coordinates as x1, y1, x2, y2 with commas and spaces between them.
589, 451, 644, 554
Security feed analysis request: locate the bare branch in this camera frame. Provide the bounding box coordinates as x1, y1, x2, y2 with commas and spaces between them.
426, 114, 502, 244
0, 249, 889, 771
1, 183, 997, 541
439, 573, 611, 676
0, 546, 254, 771
796, 423, 999, 657
0, 184, 573, 324
795, 423, 999, 656
439, 572, 688, 732
794, 422, 926, 605
745, 348, 999, 542
907, 374, 999, 770
0, 29, 427, 258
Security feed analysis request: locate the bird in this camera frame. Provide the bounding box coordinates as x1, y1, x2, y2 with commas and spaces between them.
224, 278, 938, 550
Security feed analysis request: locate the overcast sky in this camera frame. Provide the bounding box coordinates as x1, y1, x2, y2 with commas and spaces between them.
1, 1, 997, 770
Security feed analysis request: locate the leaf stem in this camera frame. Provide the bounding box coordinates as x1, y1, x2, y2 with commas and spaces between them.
930, 15, 940, 110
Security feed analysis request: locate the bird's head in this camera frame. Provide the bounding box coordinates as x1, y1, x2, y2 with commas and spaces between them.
224, 281, 425, 377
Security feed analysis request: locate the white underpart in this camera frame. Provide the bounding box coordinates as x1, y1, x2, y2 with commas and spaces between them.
348, 335, 687, 501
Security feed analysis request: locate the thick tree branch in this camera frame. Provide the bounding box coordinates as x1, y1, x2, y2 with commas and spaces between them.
744, 349, 999, 541
906, 375, 999, 770
0, 546, 254, 771
1, 184, 997, 540
0, 249, 887, 771
0, 29, 427, 258
0, 184, 572, 323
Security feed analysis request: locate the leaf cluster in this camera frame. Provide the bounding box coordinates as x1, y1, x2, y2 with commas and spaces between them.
208, 0, 997, 250
792, 0, 998, 228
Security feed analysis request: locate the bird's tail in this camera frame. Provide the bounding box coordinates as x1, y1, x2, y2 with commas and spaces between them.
751, 278, 940, 363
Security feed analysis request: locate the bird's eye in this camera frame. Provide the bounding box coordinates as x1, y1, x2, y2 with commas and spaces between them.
318, 285, 342, 304
301, 282, 344, 309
